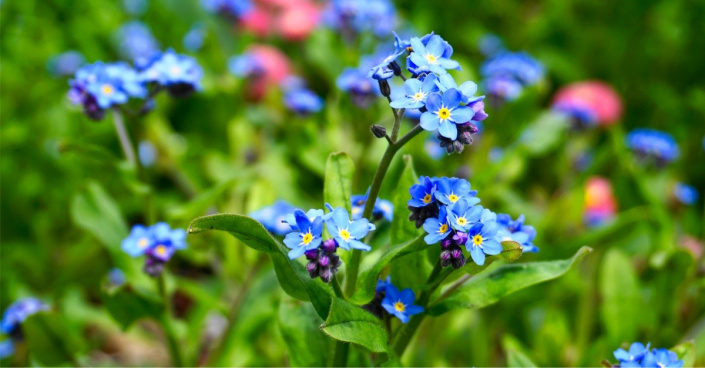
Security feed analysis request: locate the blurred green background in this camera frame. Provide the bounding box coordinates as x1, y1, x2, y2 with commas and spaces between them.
1, 0, 704, 366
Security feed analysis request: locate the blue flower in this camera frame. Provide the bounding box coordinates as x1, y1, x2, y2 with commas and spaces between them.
202, 0, 252, 19
108, 268, 126, 287
626, 129, 679, 165
483, 75, 524, 101
674, 182, 698, 205
138, 140, 157, 167
376, 275, 392, 293
141, 50, 203, 94
283, 209, 325, 230
0, 340, 13, 360
283, 210, 324, 259
284, 88, 323, 115
228, 52, 263, 78
614, 342, 651, 365
122, 224, 155, 257
496, 214, 538, 253
434, 177, 475, 206
381, 284, 423, 323
183, 23, 206, 52
1, 298, 48, 334
423, 206, 451, 244
408, 176, 437, 208
448, 198, 483, 232
351, 193, 393, 222
147, 222, 187, 262
324, 207, 375, 251
434, 74, 479, 104
407, 34, 460, 75
47, 51, 84, 77
322, 0, 397, 38
641, 348, 683, 368
123, 0, 149, 15
481, 51, 544, 86
478, 33, 505, 57
390, 74, 439, 109
466, 221, 502, 266
115, 21, 160, 69
249, 200, 297, 236
420, 89, 474, 140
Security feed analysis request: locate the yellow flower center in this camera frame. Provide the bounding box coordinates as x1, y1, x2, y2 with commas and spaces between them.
412, 92, 425, 101
155, 245, 167, 256
457, 217, 467, 226
425, 53, 438, 65
394, 301, 406, 312
302, 232, 313, 245
439, 224, 448, 234
473, 234, 483, 246
101, 84, 114, 95
138, 238, 149, 249
448, 194, 459, 202
423, 193, 432, 203
437, 107, 451, 120
339, 229, 351, 241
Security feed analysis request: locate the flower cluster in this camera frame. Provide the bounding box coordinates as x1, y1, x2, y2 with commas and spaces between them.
282, 205, 375, 283
115, 21, 160, 69
673, 182, 698, 206
551, 81, 622, 129
68, 50, 202, 120
408, 176, 537, 268
480, 50, 543, 105
321, 0, 397, 40
613, 342, 683, 368
249, 200, 297, 236
201, 0, 253, 22
584, 176, 617, 227
283, 84, 323, 116
0, 298, 49, 359
626, 129, 680, 166
337, 54, 383, 108
363, 277, 423, 323
122, 222, 187, 277
351, 192, 393, 222
370, 32, 488, 154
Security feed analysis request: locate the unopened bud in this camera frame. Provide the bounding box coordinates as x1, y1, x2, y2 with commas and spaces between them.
371, 125, 387, 138
378, 80, 391, 98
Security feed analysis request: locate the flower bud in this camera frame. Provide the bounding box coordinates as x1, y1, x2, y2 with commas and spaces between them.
322, 238, 338, 253
378, 80, 391, 98
371, 125, 387, 138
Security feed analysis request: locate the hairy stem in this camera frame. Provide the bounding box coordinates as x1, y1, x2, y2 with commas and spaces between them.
111, 109, 136, 167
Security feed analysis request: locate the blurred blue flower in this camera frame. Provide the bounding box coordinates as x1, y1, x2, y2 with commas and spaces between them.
107, 268, 126, 287
324, 206, 375, 251
147, 222, 187, 262
420, 89, 474, 140
284, 88, 323, 115
68, 61, 148, 114
626, 128, 679, 165
337, 67, 379, 108
496, 214, 538, 253
322, 0, 397, 38
466, 221, 502, 266
390, 74, 439, 109
284, 209, 324, 259
183, 23, 206, 52
407, 35, 460, 75
116, 21, 160, 69
202, 0, 252, 19
614, 342, 651, 366
381, 284, 423, 323
351, 193, 393, 222
478, 33, 505, 57
228, 52, 263, 78
423, 206, 451, 244
641, 348, 684, 368
47, 51, 84, 77
481, 51, 544, 86
0, 340, 13, 359
435, 177, 475, 205
122, 224, 155, 257
250, 200, 297, 236
1, 298, 48, 334
424, 135, 446, 160
483, 75, 524, 102
138, 140, 157, 167
123, 0, 148, 15
376, 275, 392, 293
141, 49, 203, 97
674, 182, 698, 205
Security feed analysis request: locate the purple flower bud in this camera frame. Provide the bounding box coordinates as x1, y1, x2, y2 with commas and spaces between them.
322, 238, 338, 253
451, 247, 463, 259
319, 268, 332, 283
306, 261, 319, 278
441, 238, 452, 249
440, 250, 452, 267
319, 255, 330, 267
305, 249, 319, 260
452, 232, 468, 245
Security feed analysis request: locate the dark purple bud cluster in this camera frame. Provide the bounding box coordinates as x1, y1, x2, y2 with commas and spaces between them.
143, 254, 166, 277
304, 239, 342, 283
407, 204, 440, 228
440, 233, 468, 269
438, 122, 479, 154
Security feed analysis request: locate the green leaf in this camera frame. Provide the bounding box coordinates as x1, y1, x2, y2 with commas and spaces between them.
278, 299, 333, 367
600, 249, 641, 345
102, 285, 163, 330
429, 246, 592, 315
22, 312, 83, 366
323, 152, 355, 212
70, 180, 128, 250
349, 235, 428, 305
389, 155, 428, 289
188, 214, 333, 319
503, 335, 538, 367
321, 298, 389, 353
463, 240, 524, 275
518, 111, 569, 155
671, 340, 695, 368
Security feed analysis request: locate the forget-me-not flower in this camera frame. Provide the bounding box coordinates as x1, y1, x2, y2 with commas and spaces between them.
420, 89, 474, 140
381, 283, 423, 323
284, 209, 324, 259
324, 206, 375, 251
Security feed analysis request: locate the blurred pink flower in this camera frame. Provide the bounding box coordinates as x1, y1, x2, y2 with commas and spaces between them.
584, 176, 617, 226
552, 81, 623, 127
246, 45, 292, 99
240, 0, 321, 41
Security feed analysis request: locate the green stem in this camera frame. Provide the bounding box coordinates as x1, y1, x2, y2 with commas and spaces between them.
332, 340, 349, 367
157, 275, 183, 367
111, 109, 136, 167
332, 275, 345, 299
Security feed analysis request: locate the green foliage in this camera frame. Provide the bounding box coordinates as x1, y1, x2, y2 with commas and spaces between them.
278, 299, 333, 367
22, 312, 83, 366
600, 249, 642, 346
321, 298, 389, 353
324, 152, 355, 212
102, 285, 163, 330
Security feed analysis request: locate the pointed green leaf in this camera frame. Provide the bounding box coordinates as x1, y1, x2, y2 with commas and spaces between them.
324, 152, 354, 212
349, 234, 428, 305
389, 155, 428, 289
671, 341, 695, 367
503, 335, 538, 367
600, 249, 641, 346
188, 213, 333, 318
70, 180, 128, 250
22, 312, 83, 366
278, 299, 333, 367
102, 285, 163, 330
429, 247, 592, 315
321, 298, 389, 353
